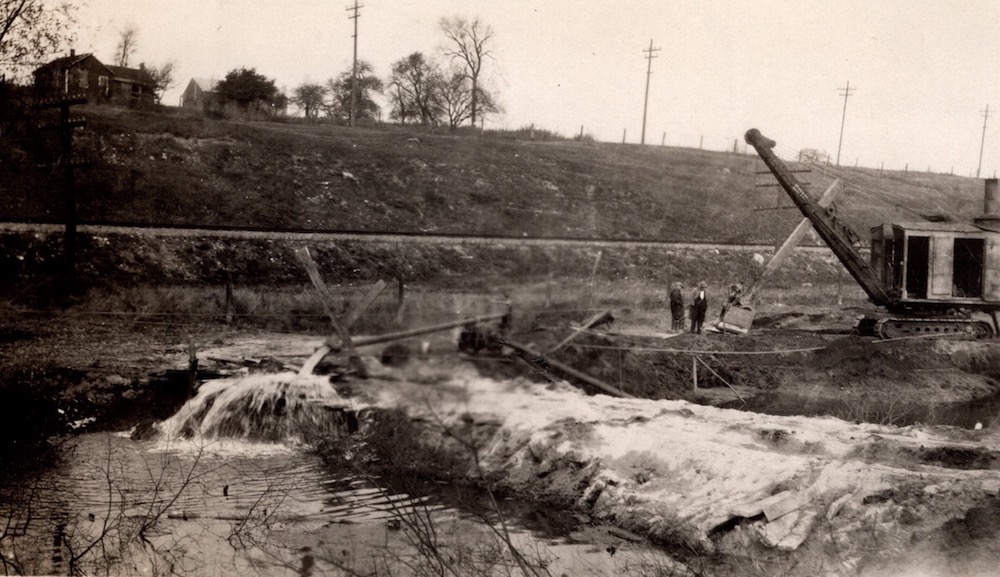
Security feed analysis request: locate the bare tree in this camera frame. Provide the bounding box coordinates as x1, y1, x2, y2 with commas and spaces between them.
143, 60, 175, 104
115, 23, 138, 67
439, 16, 496, 127
437, 67, 472, 129
437, 66, 499, 129
0, 0, 77, 80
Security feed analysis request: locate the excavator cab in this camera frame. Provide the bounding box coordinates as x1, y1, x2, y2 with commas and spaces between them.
870, 222, 991, 305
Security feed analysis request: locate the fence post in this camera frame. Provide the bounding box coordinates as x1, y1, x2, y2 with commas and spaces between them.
396, 275, 406, 323
224, 270, 234, 324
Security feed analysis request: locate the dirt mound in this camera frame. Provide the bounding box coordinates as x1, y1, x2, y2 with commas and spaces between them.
813, 336, 946, 377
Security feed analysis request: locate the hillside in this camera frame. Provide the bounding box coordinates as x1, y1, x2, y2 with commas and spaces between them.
1, 105, 994, 244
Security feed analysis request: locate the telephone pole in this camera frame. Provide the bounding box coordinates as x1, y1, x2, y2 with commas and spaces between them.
836, 80, 854, 166
978, 103, 991, 178
640, 39, 660, 145
346, 0, 363, 127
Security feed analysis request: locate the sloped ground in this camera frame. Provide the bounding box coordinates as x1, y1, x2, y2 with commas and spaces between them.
3, 105, 995, 245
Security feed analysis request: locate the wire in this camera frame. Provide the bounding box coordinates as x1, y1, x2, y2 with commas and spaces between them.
563, 342, 827, 356
764, 143, 944, 221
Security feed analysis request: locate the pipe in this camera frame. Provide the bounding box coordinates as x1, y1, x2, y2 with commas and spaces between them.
326, 312, 509, 351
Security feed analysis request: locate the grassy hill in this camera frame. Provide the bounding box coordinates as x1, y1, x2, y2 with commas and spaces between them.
4, 105, 993, 246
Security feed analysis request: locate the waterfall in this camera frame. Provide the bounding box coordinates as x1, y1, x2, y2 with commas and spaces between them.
156, 372, 354, 442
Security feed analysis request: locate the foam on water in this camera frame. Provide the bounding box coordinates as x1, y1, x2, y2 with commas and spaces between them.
156, 372, 354, 442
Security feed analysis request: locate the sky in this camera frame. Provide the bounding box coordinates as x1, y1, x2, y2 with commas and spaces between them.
71, 0, 1000, 177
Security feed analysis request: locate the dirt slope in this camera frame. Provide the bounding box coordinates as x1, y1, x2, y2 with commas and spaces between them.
2, 105, 993, 245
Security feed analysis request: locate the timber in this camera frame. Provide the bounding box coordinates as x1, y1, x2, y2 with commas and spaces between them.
326, 312, 509, 351
497, 337, 634, 398
294, 246, 369, 377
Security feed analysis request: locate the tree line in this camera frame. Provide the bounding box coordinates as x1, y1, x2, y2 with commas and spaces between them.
288, 16, 500, 128
1, 2, 499, 127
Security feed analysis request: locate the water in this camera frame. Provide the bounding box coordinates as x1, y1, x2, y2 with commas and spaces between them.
0, 372, 675, 576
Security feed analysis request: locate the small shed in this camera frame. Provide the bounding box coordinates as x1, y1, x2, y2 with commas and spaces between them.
180, 78, 220, 113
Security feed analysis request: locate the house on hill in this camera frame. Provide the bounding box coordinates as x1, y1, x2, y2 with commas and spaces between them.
33, 50, 155, 107
180, 78, 221, 113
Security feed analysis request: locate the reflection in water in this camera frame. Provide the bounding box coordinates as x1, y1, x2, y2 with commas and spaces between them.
0, 372, 676, 576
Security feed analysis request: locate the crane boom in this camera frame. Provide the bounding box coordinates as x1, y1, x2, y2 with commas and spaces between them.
745, 129, 891, 306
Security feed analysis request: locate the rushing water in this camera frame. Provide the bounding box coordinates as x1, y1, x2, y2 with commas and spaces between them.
0, 372, 673, 577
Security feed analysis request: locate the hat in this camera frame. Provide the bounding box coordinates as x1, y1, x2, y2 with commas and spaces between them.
698, 281, 707, 288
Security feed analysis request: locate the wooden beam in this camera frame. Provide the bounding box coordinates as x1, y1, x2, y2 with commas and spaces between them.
294, 246, 368, 378
325, 312, 509, 351
498, 337, 634, 398
696, 356, 745, 404
546, 309, 614, 354
718, 179, 843, 334
344, 279, 387, 329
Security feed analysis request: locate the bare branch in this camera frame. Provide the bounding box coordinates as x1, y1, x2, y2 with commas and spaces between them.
115, 23, 138, 67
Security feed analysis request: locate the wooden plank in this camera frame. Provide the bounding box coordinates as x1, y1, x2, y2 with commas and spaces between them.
344, 279, 387, 329
696, 356, 745, 404
760, 179, 842, 281
299, 344, 333, 377
498, 337, 634, 398
326, 312, 509, 351
546, 309, 613, 354
718, 179, 842, 334
294, 246, 368, 378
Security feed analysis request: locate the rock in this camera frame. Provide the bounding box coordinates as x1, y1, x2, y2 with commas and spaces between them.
130, 420, 157, 441
758, 509, 801, 547
758, 509, 818, 551
734, 488, 812, 520
607, 526, 644, 542
923, 484, 942, 496
777, 510, 817, 551
105, 374, 129, 386
826, 492, 854, 521
981, 479, 1000, 497
763, 489, 812, 521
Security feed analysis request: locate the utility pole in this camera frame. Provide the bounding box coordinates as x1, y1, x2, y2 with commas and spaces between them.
836, 81, 854, 166
346, 0, 363, 127
640, 39, 660, 145
978, 103, 991, 178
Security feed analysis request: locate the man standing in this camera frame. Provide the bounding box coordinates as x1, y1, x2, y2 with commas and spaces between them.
691, 281, 708, 334
669, 282, 685, 331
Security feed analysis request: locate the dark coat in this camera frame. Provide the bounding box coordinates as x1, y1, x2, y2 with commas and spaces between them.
692, 288, 708, 312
